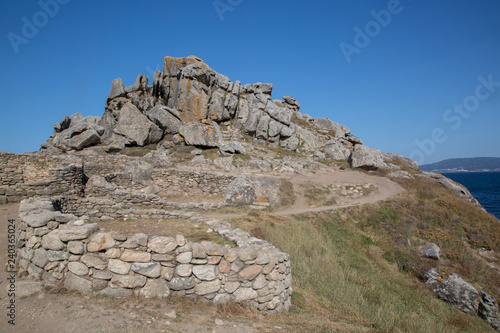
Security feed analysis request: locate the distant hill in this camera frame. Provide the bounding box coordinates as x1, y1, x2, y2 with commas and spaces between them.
420, 157, 500, 173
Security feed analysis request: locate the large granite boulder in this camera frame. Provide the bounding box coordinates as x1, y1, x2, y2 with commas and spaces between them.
145, 105, 182, 134
349, 145, 388, 170
113, 102, 162, 146
179, 120, 223, 147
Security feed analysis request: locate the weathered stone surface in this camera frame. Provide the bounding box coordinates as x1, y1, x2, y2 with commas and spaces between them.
68, 262, 89, 276
279, 135, 299, 151
424, 269, 479, 315
47, 250, 70, 261
179, 121, 223, 148
232, 287, 258, 302
87, 232, 115, 252
131, 262, 162, 278
139, 278, 171, 299
324, 140, 351, 160
145, 105, 182, 134
478, 291, 500, 330
65, 272, 92, 293
265, 101, 292, 126
238, 248, 257, 262
67, 241, 85, 255
41, 230, 65, 251
32, 248, 49, 268
195, 280, 221, 295
168, 277, 196, 291
107, 78, 126, 101
175, 264, 193, 277
111, 274, 147, 289
219, 142, 246, 155
113, 102, 162, 146
120, 249, 151, 262
349, 145, 388, 170
176, 251, 193, 264
58, 223, 99, 242
239, 265, 262, 281
223, 176, 256, 205
224, 281, 240, 294
421, 243, 441, 260
23, 212, 61, 228
108, 259, 131, 275
148, 236, 177, 254
81, 254, 108, 270
192, 265, 216, 281
192, 243, 207, 259
92, 269, 113, 280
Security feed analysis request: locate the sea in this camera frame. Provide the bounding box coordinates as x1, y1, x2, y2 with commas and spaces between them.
442, 172, 500, 220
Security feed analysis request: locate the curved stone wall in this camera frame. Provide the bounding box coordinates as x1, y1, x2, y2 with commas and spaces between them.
17, 199, 292, 312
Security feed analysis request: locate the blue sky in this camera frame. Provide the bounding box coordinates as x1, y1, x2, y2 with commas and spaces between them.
1, 0, 499, 164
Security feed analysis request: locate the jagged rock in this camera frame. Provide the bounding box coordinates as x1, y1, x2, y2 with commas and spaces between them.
313, 118, 350, 138
145, 105, 182, 134
282, 96, 300, 109
208, 89, 230, 122
420, 243, 440, 260
179, 120, 223, 147
349, 145, 388, 170
424, 268, 479, 315
478, 291, 500, 330
113, 102, 162, 146
265, 101, 292, 126
107, 78, 126, 101
324, 139, 351, 160
345, 134, 363, 145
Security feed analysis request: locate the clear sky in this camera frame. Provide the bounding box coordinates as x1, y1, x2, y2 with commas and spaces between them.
1, 0, 499, 164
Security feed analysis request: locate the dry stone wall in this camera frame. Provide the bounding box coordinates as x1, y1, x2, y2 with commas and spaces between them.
17, 199, 292, 312
0, 152, 84, 204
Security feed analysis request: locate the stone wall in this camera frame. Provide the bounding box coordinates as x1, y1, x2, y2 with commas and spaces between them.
0, 152, 84, 204
17, 199, 292, 312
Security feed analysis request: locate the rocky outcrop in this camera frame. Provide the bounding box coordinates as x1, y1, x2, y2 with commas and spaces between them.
416, 172, 484, 209
424, 269, 500, 331
224, 175, 284, 206
38, 55, 421, 173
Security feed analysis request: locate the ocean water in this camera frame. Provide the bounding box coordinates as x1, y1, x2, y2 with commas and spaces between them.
442, 172, 500, 219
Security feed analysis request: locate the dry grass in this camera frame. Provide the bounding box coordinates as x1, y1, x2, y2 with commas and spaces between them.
97, 218, 234, 247
220, 174, 499, 332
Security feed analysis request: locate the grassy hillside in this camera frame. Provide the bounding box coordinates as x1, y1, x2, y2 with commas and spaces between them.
226, 174, 500, 332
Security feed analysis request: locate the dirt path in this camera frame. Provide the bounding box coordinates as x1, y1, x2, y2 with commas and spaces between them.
274, 170, 404, 215
207, 170, 405, 219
